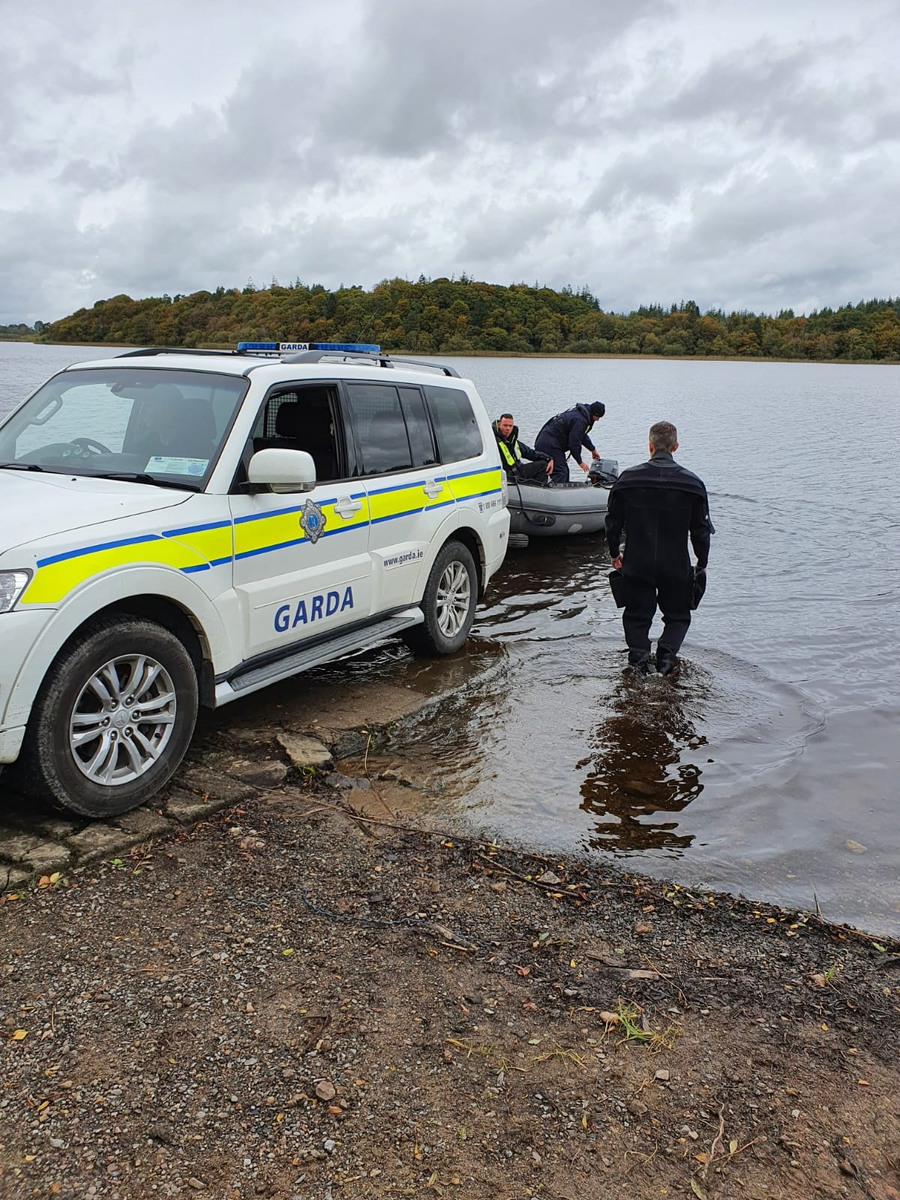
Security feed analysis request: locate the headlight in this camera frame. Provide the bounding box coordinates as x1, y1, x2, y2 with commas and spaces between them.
0, 570, 32, 613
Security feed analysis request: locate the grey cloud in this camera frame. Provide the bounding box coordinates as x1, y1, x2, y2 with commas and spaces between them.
56, 159, 123, 190
584, 142, 732, 214
631, 36, 898, 154
317, 0, 670, 156
457, 201, 566, 264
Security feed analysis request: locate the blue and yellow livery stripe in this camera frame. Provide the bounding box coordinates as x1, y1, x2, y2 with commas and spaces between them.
445, 466, 503, 502
19, 466, 503, 605
232, 494, 371, 560
23, 528, 226, 606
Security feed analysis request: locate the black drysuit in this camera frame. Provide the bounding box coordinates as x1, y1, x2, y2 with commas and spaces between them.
534, 404, 598, 484
605, 451, 712, 660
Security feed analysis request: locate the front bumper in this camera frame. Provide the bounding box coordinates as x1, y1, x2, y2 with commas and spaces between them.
0, 725, 26, 765
0, 608, 54, 749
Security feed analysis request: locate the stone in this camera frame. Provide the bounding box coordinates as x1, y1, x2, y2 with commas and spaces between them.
113, 809, 172, 838
655, 1069, 670, 1082
162, 788, 221, 825
175, 765, 256, 806
19, 843, 73, 874
227, 760, 289, 789
33, 817, 83, 840
149, 1122, 178, 1145
0, 831, 44, 863
70, 823, 149, 862
315, 1080, 336, 1102
0, 866, 30, 889
328, 729, 369, 758
277, 732, 333, 770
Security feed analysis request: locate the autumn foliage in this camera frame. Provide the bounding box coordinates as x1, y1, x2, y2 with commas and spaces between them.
16, 277, 900, 361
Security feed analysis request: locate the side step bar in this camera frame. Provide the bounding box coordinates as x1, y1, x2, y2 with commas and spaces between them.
214, 607, 425, 706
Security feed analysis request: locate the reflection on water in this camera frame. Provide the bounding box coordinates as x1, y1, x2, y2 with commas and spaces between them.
580, 670, 708, 853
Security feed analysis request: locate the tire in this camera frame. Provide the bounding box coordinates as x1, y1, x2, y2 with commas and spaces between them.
404, 540, 479, 656
19, 615, 198, 818
508, 533, 530, 549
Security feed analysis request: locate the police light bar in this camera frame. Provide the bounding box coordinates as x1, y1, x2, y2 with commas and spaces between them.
236, 341, 381, 355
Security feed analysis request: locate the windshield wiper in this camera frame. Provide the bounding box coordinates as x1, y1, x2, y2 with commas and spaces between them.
0, 461, 45, 471
92, 472, 203, 492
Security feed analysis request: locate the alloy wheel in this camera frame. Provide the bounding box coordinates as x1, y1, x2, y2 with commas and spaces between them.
69, 654, 177, 786
435, 561, 472, 638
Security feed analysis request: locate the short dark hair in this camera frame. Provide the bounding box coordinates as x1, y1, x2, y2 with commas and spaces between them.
499, 412, 514, 421
649, 421, 677, 452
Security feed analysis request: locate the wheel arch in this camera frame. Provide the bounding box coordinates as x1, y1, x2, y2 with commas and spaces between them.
449, 525, 487, 598
87, 596, 215, 708
5, 568, 231, 729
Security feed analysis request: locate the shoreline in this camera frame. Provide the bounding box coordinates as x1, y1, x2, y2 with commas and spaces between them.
4, 337, 899, 367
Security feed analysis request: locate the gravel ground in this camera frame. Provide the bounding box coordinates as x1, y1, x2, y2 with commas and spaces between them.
1, 762, 898, 1200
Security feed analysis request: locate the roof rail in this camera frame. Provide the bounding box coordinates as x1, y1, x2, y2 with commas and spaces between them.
116, 347, 231, 358
283, 349, 460, 377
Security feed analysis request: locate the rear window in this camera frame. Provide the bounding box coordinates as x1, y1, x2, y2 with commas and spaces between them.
425, 386, 483, 463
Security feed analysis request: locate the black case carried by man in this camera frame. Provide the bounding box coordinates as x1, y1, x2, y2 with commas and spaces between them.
691, 567, 707, 610
607, 569, 628, 608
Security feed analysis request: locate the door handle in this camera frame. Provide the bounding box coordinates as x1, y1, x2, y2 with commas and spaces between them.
423, 480, 444, 499
334, 498, 363, 519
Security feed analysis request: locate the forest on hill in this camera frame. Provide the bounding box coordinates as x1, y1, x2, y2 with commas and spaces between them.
10, 276, 900, 361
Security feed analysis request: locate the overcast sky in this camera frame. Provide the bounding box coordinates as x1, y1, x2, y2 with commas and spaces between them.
2, 0, 898, 324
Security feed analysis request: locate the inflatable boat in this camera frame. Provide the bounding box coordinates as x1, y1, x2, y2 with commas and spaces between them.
507, 458, 619, 540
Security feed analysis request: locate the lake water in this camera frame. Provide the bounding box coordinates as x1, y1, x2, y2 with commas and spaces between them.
2, 343, 899, 935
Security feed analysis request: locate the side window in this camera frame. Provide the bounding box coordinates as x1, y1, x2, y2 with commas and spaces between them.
345, 383, 413, 476
425, 386, 483, 463
250, 385, 342, 481
398, 386, 438, 468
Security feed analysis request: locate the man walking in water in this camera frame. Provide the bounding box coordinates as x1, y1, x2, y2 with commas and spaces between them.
605, 421, 712, 674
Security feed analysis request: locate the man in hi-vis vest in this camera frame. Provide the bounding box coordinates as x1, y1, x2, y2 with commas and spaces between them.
492, 414, 553, 482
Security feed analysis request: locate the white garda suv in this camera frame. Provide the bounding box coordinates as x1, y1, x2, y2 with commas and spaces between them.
0, 342, 509, 818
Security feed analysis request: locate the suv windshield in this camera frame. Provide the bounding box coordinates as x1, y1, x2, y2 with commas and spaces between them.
0, 368, 248, 488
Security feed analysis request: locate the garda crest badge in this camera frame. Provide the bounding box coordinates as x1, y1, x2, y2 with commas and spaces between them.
299, 498, 327, 544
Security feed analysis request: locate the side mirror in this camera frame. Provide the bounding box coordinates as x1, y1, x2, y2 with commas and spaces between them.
247, 448, 317, 493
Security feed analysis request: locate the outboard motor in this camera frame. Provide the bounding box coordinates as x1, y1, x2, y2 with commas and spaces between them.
589, 457, 619, 488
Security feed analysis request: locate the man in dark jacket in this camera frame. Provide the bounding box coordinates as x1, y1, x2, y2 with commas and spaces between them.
605, 421, 712, 675
534, 401, 605, 484
492, 414, 553, 481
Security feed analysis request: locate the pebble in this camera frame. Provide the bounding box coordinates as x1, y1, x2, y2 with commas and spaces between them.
655, 1069, 670, 1082
315, 1080, 336, 1102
